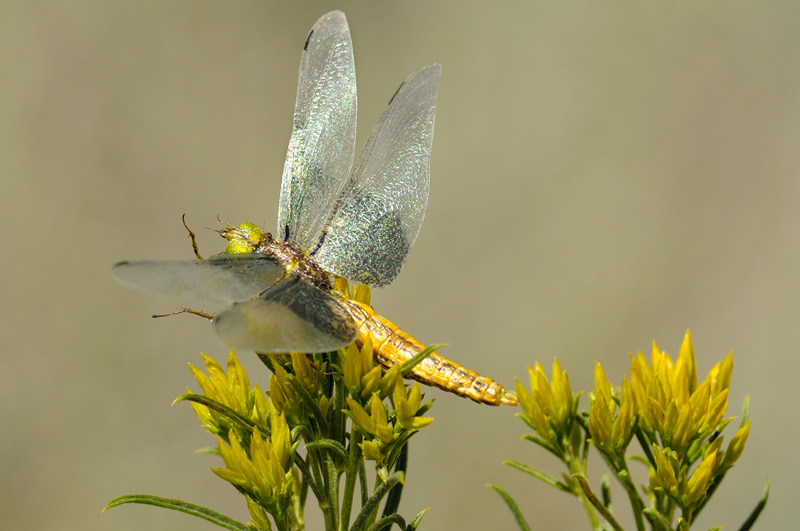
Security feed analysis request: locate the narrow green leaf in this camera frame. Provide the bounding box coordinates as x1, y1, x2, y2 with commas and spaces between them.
405, 508, 429, 531
503, 460, 571, 493
367, 514, 405, 531
103, 494, 249, 531
415, 399, 435, 417
305, 438, 348, 460
399, 344, 446, 375
737, 479, 769, 531
350, 472, 404, 531
195, 446, 220, 455
600, 474, 612, 509
359, 461, 369, 507
520, 434, 560, 456
175, 393, 262, 436
642, 507, 673, 530
740, 395, 751, 427
488, 484, 530, 531
380, 442, 408, 527
294, 454, 326, 503
573, 474, 624, 531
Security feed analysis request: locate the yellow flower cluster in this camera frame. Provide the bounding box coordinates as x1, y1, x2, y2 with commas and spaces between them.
515, 331, 751, 519
516, 359, 576, 451
629, 331, 731, 453
344, 338, 433, 466
188, 351, 271, 436
211, 413, 296, 515
587, 364, 634, 456
185, 350, 300, 527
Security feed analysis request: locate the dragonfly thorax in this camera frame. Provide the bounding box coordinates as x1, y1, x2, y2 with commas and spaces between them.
221, 222, 330, 291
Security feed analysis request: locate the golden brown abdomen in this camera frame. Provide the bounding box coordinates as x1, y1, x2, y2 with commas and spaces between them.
339, 299, 518, 406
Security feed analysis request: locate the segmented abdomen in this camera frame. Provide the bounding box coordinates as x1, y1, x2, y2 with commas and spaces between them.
339, 299, 518, 406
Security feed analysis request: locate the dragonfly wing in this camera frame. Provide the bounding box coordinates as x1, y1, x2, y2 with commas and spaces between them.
277, 11, 357, 251
314, 64, 441, 287
111, 254, 284, 304
213, 275, 357, 353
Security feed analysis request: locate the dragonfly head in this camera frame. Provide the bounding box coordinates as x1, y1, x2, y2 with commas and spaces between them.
221, 222, 270, 255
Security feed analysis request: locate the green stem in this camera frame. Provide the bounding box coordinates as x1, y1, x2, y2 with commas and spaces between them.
564, 455, 601, 529
274, 513, 292, 531
307, 447, 335, 530
615, 458, 646, 531
573, 474, 625, 531
326, 452, 340, 531
340, 431, 363, 531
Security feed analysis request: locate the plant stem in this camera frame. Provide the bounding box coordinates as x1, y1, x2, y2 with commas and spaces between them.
326, 454, 340, 531
565, 455, 601, 529
615, 458, 646, 531
340, 431, 363, 531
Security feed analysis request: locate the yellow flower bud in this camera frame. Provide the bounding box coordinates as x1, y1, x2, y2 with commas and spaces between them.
685, 450, 717, 505
721, 419, 751, 469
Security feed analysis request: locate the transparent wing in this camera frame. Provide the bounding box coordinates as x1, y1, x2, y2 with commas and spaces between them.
314, 64, 441, 287
213, 275, 357, 353
277, 10, 357, 250
111, 254, 284, 304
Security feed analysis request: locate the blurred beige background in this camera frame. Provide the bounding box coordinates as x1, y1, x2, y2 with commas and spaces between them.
2, 1, 797, 530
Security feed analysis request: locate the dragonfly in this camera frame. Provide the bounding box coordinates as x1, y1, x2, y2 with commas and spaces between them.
112, 11, 517, 407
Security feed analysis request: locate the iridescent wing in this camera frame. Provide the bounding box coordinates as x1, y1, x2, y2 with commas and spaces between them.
214, 275, 357, 353
111, 254, 284, 304
277, 11, 357, 251
313, 64, 441, 287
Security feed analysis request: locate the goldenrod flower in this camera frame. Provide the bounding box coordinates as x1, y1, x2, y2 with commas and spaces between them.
343, 337, 401, 402
652, 444, 680, 497
588, 364, 634, 456
393, 381, 434, 431
516, 359, 574, 449
685, 450, 717, 506
629, 331, 730, 453
246, 495, 273, 531
721, 419, 751, 470
188, 351, 274, 436
212, 424, 295, 514
346, 395, 393, 444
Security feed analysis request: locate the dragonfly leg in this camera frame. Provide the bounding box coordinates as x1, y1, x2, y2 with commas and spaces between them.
182, 214, 204, 259
152, 306, 215, 321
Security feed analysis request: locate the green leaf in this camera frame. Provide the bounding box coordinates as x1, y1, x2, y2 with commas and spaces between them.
520, 433, 560, 456
398, 344, 446, 375
488, 484, 530, 531
175, 393, 263, 436
739, 395, 751, 427
503, 460, 571, 493
195, 446, 220, 455
381, 442, 408, 525
294, 454, 326, 504
305, 438, 348, 460
103, 494, 249, 531
573, 474, 624, 531
367, 514, 405, 531
642, 507, 673, 530
405, 508, 429, 531
350, 472, 404, 531
600, 474, 612, 509
737, 479, 769, 531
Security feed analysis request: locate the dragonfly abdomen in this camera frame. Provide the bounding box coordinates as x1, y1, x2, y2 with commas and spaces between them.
339, 299, 518, 407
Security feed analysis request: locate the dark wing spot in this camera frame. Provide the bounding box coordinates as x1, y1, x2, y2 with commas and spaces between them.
304, 29, 314, 51
387, 81, 406, 106
309, 231, 326, 256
